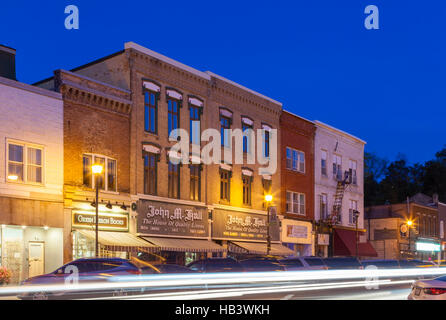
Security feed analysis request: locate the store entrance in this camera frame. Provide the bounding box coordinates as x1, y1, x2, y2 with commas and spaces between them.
28, 242, 45, 278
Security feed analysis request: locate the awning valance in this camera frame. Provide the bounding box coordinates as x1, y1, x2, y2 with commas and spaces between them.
333, 228, 378, 257
229, 241, 294, 256
141, 237, 226, 253
76, 230, 157, 253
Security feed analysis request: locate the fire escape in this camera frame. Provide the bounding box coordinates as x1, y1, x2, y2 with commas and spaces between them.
327, 170, 352, 225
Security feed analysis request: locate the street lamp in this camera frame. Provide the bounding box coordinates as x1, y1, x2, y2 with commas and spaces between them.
353, 210, 360, 258
406, 220, 414, 257
92, 163, 103, 257
265, 194, 273, 256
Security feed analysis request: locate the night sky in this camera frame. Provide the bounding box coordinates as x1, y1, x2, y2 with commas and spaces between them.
1, 1, 445, 164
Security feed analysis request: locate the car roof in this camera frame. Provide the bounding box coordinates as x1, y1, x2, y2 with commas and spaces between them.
73, 257, 129, 263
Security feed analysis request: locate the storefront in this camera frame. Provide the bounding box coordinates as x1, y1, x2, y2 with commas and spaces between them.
333, 227, 378, 258
0, 225, 63, 284
415, 238, 441, 261
71, 201, 155, 260
281, 219, 313, 257
137, 199, 226, 265
212, 208, 294, 258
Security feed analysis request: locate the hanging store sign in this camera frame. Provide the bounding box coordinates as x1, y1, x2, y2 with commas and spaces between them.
416, 241, 441, 252
318, 234, 330, 245
72, 212, 129, 231
281, 219, 312, 244
137, 200, 209, 238
212, 209, 280, 241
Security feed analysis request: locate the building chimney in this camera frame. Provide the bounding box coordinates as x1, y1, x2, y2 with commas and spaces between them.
0, 45, 16, 80
433, 193, 439, 205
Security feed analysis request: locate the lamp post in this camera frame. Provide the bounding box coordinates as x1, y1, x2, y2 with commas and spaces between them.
353, 210, 360, 258
407, 220, 414, 258
265, 194, 273, 256
92, 164, 103, 258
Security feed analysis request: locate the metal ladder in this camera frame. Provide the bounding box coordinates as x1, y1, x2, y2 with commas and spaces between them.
329, 171, 351, 225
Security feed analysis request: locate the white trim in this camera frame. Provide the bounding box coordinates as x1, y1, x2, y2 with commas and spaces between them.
220, 163, 232, 171
314, 120, 366, 145
242, 169, 253, 176
241, 117, 254, 126
220, 108, 233, 118
205, 71, 282, 107
0, 76, 62, 100
166, 89, 182, 100
125, 42, 211, 80
143, 145, 161, 154
188, 97, 203, 107
262, 175, 272, 180
143, 81, 161, 92
262, 124, 272, 131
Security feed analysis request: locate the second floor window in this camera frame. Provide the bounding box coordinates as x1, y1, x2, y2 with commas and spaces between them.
286, 191, 305, 215
220, 169, 231, 202
144, 90, 158, 134
190, 165, 201, 201
7, 142, 43, 184
348, 200, 358, 225
320, 194, 328, 220
168, 98, 180, 139
168, 162, 180, 199
220, 116, 231, 147
242, 174, 252, 206
286, 147, 305, 173
144, 152, 157, 195
82, 154, 116, 192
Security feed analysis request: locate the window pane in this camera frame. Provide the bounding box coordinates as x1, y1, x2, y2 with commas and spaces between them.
27, 166, 42, 183
107, 159, 117, 192
8, 163, 23, 181
28, 148, 42, 166
83, 155, 92, 187
95, 157, 106, 190
9, 144, 23, 163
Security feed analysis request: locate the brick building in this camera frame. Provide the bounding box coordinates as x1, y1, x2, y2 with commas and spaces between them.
36, 69, 155, 263
365, 193, 442, 261
0, 45, 64, 283
280, 111, 316, 256
39, 42, 291, 264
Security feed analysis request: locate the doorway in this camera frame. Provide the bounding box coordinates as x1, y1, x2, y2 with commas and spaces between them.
28, 242, 45, 278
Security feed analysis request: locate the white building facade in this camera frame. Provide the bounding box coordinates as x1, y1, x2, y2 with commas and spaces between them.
0, 71, 64, 283
313, 121, 375, 258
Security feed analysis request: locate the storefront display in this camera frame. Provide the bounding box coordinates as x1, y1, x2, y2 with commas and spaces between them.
281, 219, 313, 256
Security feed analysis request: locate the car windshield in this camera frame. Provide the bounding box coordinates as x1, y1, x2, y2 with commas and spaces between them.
323, 258, 361, 268
304, 258, 325, 266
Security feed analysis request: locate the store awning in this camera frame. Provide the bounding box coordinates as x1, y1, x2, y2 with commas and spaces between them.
333, 228, 378, 257
141, 237, 226, 253
229, 241, 295, 256
77, 230, 158, 253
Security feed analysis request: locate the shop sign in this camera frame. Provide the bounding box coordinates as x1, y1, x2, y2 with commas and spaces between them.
212, 209, 280, 241
416, 241, 441, 252
137, 200, 209, 238
318, 234, 330, 245
72, 212, 129, 231
281, 219, 312, 244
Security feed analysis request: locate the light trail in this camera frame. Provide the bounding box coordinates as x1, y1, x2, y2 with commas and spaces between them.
3, 267, 445, 299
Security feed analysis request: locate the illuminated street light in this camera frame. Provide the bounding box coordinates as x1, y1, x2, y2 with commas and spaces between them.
265, 194, 273, 203
407, 220, 413, 227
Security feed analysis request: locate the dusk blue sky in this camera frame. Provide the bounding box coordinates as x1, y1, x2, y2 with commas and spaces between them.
1, 1, 445, 164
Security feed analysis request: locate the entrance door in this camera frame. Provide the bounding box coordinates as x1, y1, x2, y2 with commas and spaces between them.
28, 242, 45, 278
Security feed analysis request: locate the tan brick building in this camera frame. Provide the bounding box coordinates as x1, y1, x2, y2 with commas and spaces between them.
38, 42, 291, 264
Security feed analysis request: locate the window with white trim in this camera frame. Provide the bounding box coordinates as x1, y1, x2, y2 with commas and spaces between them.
7, 141, 43, 184
333, 154, 342, 180
82, 154, 117, 192
349, 160, 357, 185
348, 200, 358, 225
320, 193, 328, 220
321, 150, 327, 176
286, 191, 305, 215
286, 147, 305, 173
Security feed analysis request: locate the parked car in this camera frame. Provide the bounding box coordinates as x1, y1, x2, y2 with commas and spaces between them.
279, 256, 327, 271
19, 258, 142, 300
152, 264, 198, 274
239, 257, 286, 272
187, 258, 245, 273
322, 257, 363, 270
408, 275, 446, 300
399, 259, 436, 268
360, 259, 401, 269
